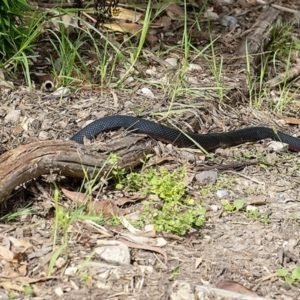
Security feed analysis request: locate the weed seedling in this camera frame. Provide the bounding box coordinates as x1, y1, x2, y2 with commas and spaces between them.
24, 285, 34, 297
277, 267, 300, 285
246, 208, 270, 224
221, 199, 244, 212
169, 265, 181, 280
290, 213, 300, 225
8, 291, 17, 299
81, 272, 93, 286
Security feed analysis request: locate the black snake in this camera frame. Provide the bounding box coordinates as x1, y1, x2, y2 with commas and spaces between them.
70, 115, 300, 151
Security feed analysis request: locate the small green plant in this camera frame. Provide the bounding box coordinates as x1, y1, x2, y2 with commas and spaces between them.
121, 166, 206, 235
245, 209, 270, 224
169, 265, 180, 280
113, 153, 153, 190
142, 198, 206, 235
291, 213, 300, 225
107, 214, 122, 226
221, 199, 244, 212
8, 292, 17, 299
131, 101, 150, 115
24, 285, 34, 296
199, 174, 236, 199
81, 272, 93, 286
277, 267, 300, 285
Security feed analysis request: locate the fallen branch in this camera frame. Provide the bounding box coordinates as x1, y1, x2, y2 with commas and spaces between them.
265, 59, 300, 87
0, 139, 154, 203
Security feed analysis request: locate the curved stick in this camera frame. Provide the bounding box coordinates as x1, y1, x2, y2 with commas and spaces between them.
0, 140, 153, 203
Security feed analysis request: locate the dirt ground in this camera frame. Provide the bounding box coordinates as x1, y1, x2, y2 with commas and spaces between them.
1, 1, 300, 299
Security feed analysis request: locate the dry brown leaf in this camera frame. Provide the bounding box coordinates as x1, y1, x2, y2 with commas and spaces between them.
115, 194, 147, 206
89, 200, 119, 216
0, 246, 14, 262
147, 156, 178, 166
121, 233, 167, 247
111, 7, 143, 23
0, 262, 20, 277
111, 90, 119, 108
121, 239, 168, 264
12, 238, 32, 253
238, 0, 258, 7
284, 117, 300, 125
0, 234, 10, 248
248, 0, 258, 5
146, 33, 158, 47
18, 265, 27, 276
154, 15, 172, 28
120, 216, 143, 234
12, 252, 25, 262
0, 68, 13, 88
120, 216, 160, 236
216, 280, 258, 297
0, 68, 5, 80
61, 188, 92, 204
50, 14, 77, 32
0, 281, 25, 292
165, 3, 185, 17
103, 23, 142, 34
182, 171, 195, 186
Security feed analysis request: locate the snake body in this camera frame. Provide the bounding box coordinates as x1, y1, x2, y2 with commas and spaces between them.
70, 115, 300, 151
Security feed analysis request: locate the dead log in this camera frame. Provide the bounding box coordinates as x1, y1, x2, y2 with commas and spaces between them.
0, 139, 154, 203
